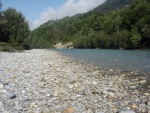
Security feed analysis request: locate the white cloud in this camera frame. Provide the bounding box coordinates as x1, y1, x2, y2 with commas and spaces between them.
29, 0, 106, 30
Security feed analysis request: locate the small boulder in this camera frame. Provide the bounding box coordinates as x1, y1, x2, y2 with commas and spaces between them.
14, 105, 23, 111
117, 108, 135, 113
92, 81, 97, 85
6, 92, 16, 99
62, 107, 74, 113
108, 92, 115, 97
0, 83, 4, 88
108, 88, 116, 92
110, 69, 114, 72
129, 86, 137, 90
131, 104, 137, 109
41, 107, 54, 113
69, 85, 73, 89
3, 82, 9, 85
0, 101, 4, 108
140, 80, 147, 85
87, 109, 93, 113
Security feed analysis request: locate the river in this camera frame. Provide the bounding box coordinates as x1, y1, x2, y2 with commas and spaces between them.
53, 49, 150, 74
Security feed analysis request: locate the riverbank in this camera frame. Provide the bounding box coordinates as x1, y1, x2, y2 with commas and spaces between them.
0, 49, 149, 113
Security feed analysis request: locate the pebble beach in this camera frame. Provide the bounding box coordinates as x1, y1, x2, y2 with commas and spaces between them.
0, 49, 149, 113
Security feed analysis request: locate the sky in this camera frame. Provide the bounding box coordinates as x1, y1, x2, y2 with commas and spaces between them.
1, 0, 106, 30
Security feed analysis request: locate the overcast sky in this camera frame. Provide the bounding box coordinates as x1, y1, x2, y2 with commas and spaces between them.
2, 0, 106, 30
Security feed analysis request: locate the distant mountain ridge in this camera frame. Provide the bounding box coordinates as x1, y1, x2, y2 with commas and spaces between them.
93, 0, 134, 13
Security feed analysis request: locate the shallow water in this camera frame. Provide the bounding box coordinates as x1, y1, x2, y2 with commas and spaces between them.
53, 49, 150, 74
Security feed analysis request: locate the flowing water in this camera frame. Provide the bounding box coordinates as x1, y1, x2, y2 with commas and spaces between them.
53, 49, 150, 74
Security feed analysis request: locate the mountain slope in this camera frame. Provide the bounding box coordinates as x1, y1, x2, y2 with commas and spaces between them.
27, 0, 150, 49
93, 0, 134, 13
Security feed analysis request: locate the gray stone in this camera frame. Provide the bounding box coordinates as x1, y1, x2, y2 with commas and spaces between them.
14, 105, 23, 111
95, 111, 104, 113
0, 101, 4, 109
117, 108, 135, 113
2, 111, 10, 113
5, 85, 11, 90
42, 107, 53, 113
0, 83, 4, 88
0, 101, 3, 106
107, 88, 116, 92
2, 81, 9, 85
129, 86, 137, 90
14, 101, 20, 106
6, 92, 16, 99
41, 107, 55, 113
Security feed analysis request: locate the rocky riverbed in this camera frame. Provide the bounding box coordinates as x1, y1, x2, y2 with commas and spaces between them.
0, 49, 149, 113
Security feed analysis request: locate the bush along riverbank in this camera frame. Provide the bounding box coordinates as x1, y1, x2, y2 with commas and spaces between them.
0, 49, 149, 113
0, 42, 30, 52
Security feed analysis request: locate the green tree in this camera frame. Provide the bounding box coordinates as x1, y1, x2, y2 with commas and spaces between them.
0, 1, 8, 42
130, 27, 141, 48
3, 8, 30, 47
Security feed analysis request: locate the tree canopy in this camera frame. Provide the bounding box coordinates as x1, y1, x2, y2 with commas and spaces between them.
0, 7, 30, 49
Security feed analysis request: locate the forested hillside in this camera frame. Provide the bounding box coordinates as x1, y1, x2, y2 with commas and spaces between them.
27, 0, 150, 49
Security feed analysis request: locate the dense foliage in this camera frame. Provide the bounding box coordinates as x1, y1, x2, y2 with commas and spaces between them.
0, 4, 30, 50
28, 0, 150, 49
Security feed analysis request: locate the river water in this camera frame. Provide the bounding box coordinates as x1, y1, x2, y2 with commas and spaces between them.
53, 49, 150, 74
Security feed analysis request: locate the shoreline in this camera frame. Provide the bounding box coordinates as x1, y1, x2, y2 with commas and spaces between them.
0, 49, 149, 113
53, 48, 150, 75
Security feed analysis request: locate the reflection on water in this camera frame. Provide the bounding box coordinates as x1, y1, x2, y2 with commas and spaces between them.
53, 49, 150, 74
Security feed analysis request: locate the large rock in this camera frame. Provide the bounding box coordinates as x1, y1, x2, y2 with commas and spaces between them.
54, 42, 73, 49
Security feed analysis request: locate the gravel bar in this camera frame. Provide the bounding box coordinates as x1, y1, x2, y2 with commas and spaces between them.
0, 49, 149, 113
